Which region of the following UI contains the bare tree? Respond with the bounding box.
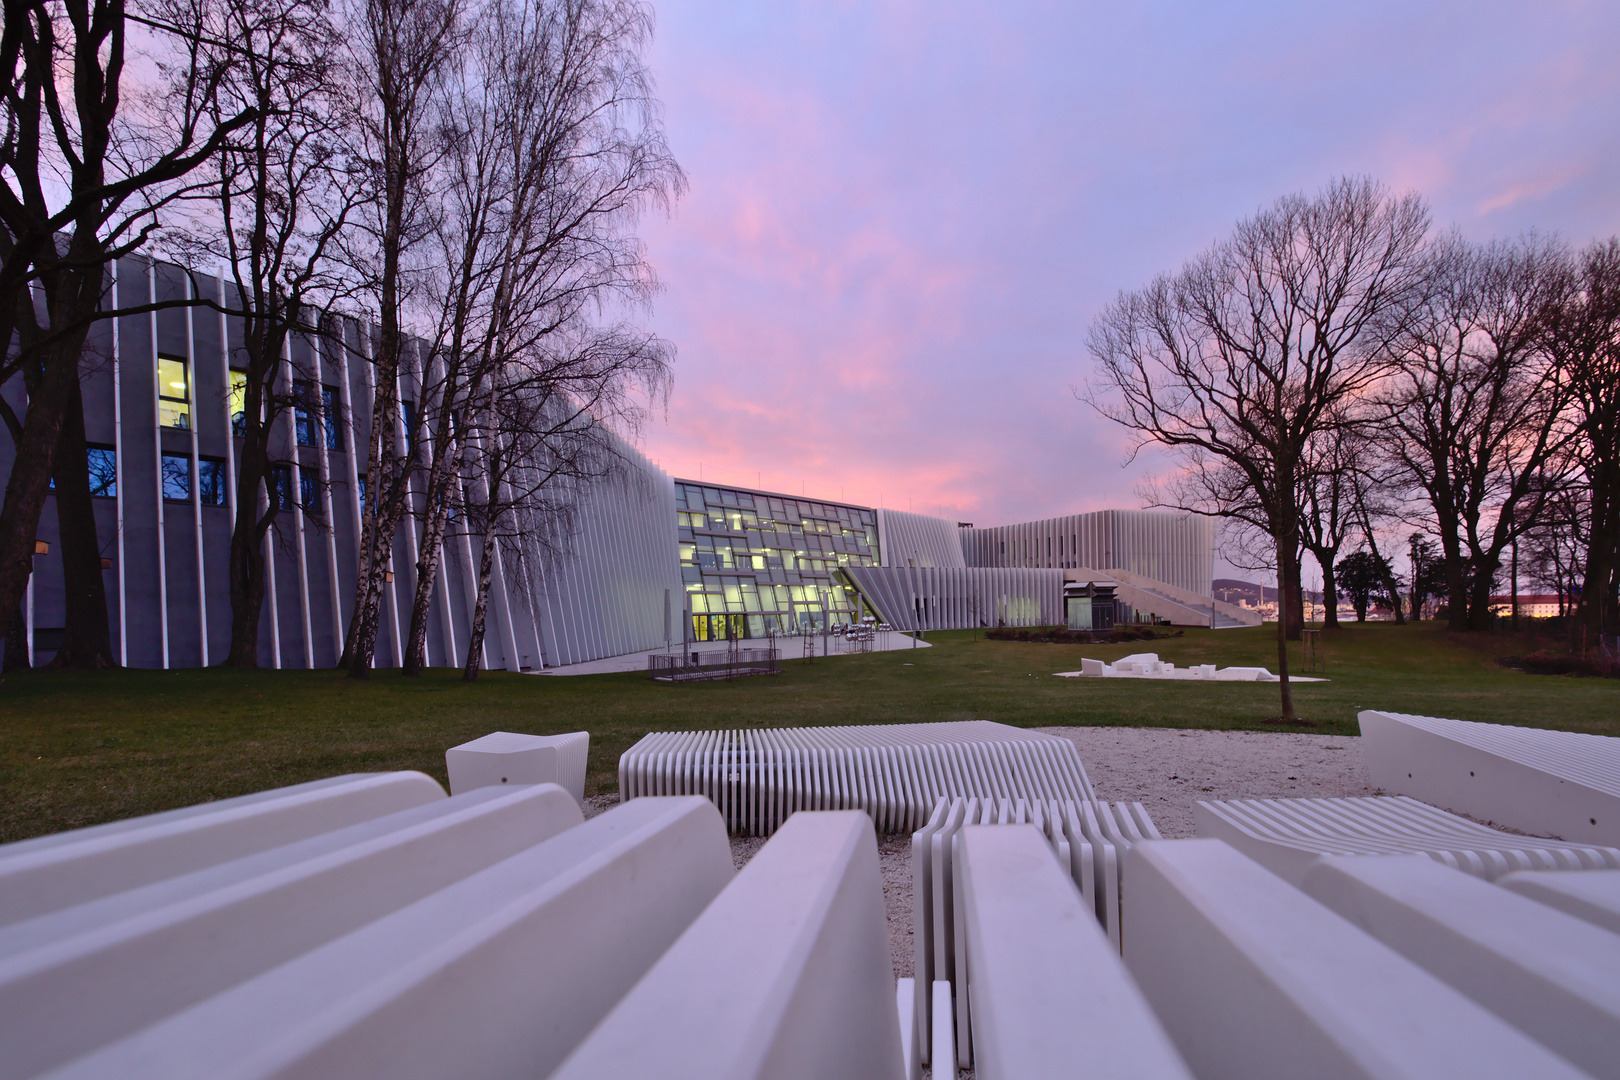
[1297,420,1363,628]
[169,0,363,666]
[1087,177,1428,720]
[1378,232,1573,631]
[0,0,260,666]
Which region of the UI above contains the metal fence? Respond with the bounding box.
[648,646,781,682]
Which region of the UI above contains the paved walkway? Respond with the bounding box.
[537,629,932,676]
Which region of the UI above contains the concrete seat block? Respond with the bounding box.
[956,825,1192,1079]
[45,796,731,1080]
[1361,709,1620,846]
[0,772,445,929]
[1122,839,1588,1080]
[1303,853,1620,1079]
[0,784,582,1080]
[1499,868,1620,934]
[551,810,905,1080]
[445,730,589,803]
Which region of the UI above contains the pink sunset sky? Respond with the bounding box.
[632,0,1620,535]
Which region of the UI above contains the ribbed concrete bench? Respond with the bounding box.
[445,730,589,802]
[1304,853,1620,1079]
[954,825,1193,1079]
[1361,709,1620,845]
[35,794,733,1080]
[618,721,1097,835]
[1499,868,1620,934]
[550,811,904,1080]
[1123,839,1590,1079]
[1194,795,1620,883]
[911,794,1160,1070]
[0,772,444,927]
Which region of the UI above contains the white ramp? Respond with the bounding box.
[1122,839,1590,1080]
[551,810,905,1080]
[619,721,1096,835]
[445,730,589,802]
[1361,710,1620,845]
[43,796,732,1080]
[955,825,1192,1079]
[0,772,444,927]
[0,784,582,1080]
[1304,853,1620,1080]
[1194,795,1620,883]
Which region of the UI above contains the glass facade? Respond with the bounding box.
[157,355,190,429]
[675,481,878,641]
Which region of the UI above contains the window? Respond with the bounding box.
[270,464,294,511]
[299,470,319,513]
[401,399,417,457]
[158,355,190,429]
[87,446,117,498]
[323,386,341,450]
[198,457,228,507]
[294,381,319,447]
[229,369,248,436]
[161,453,191,501]
[357,472,367,513]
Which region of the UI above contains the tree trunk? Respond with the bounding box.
[3,599,29,671]
[1578,457,1620,650]
[463,521,497,683]
[1466,552,1500,631]
[1274,539,1295,720]
[1316,550,1341,629]
[403,433,459,675]
[224,468,269,666]
[1278,544,1305,641]
[45,371,115,668]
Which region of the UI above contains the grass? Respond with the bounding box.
[2,620,1616,843]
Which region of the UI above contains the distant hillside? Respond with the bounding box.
[1215,577,1328,606]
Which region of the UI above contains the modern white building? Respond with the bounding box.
[6,257,1241,670]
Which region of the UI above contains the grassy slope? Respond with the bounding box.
[1,621,1614,843]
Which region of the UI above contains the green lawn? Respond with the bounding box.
[1,621,1613,843]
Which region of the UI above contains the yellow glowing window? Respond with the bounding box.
[157,355,190,430]
[229,369,248,436]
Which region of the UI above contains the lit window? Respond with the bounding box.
[161,453,191,501]
[87,446,117,498]
[158,355,190,429]
[229,370,248,436]
[198,457,228,507]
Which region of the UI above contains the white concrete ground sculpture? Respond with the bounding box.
[1057,652,1326,682]
[444,730,590,802]
[1362,709,1620,845]
[618,720,1097,835]
[1195,795,1620,884]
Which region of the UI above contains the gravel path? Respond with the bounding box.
[592,728,1375,984]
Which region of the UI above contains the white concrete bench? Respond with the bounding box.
[445,730,589,803]
[0,783,582,1080]
[44,795,732,1080]
[619,721,1097,835]
[1304,853,1620,1080]
[0,772,444,927]
[1499,868,1620,934]
[955,825,1193,1079]
[1122,839,1589,1080]
[1194,795,1620,883]
[1361,709,1620,845]
[550,810,903,1080]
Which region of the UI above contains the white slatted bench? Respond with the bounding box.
[1122,839,1591,1080]
[550,810,904,1080]
[1361,709,1620,845]
[910,795,1161,1070]
[1499,868,1620,934]
[954,825,1193,1079]
[1304,853,1620,1080]
[40,795,733,1080]
[0,784,583,1080]
[618,721,1097,835]
[0,772,444,927]
[1194,795,1620,884]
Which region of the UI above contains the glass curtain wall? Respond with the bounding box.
[675,481,878,641]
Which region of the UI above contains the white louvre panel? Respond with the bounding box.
[875,509,965,568]
[1303,854,1620,1080]
[550,811,905,1080]
[35,795,733,1080]
[960,509,1214,597]
[1194,795,1620,884]
[954,825,1193,1079]
[0,785,584,1080]
[1362,709,1620,846]
[911,794,1160,1068]
[617,721,1098,836]
[1123,839,1592,1080]
[0,773,445,928]
[842,566,1064,630]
